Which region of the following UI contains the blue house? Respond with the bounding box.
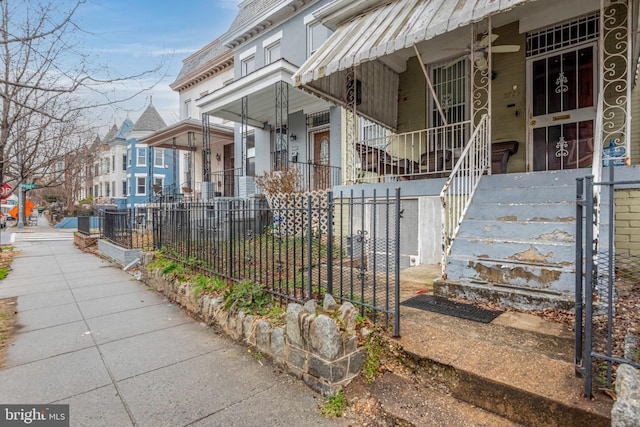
[125,103,175,209]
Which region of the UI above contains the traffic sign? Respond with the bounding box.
[0,183,11,198]
[21,183,37,189]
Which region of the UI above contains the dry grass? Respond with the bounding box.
[0,246,19,368]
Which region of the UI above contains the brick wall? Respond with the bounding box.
[615,189,640,256]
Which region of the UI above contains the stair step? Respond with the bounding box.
[449,237,576,265]
[445,256,576,294]
[459,219,576,241]
[474,185,576,203]
[392,311,611,426]
[465,202,576,221]
[481,168,592,188]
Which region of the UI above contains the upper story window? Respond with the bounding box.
[122,154,127,171]
[265,42,281,64]
[127,148,132,167]
[154,148,164,167]
[241,55,255,76]
[137,147,147,166]
[184,100,192,119]
[307,21,331,56]
[263,31,283,65]
[239,47,257,77]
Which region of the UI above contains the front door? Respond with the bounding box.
[528,44,596,171]
[313,131,330,190]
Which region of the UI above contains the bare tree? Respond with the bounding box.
[0,0,165,187]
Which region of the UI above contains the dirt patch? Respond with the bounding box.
[0,246,20,368]
[0,297,17,368]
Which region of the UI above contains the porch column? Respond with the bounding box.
[274,81,289,170]
[186,131,193,190]
[241,96,248,176]
[172,136,177,191]
[201,113,211,182]
[344,66,357,183]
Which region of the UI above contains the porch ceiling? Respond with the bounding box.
[139,118,233,150]
[196,59,327,129]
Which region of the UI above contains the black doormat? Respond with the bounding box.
[400,294,503,323]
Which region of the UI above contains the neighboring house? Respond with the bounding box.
[292,0,640,309]
[196,0,344,196]
[141,39,235,199]
[125,103,174,209]
[93,121,129,209]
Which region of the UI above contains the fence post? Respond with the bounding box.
[326,191,333,295]
[307,195,313,301]
[228,200,234,279]
[583,175,594,398]
[575,177,584,370]
[394,187,401,337]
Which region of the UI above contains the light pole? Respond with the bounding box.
[17,123,24,229]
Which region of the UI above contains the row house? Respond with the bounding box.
[290,0,640,308]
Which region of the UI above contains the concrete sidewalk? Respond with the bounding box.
[0,221,347,426]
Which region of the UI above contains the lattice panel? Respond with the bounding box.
[266,189,329,237]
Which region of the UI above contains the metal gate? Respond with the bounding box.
[575,167,640,397]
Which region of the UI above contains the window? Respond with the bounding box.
[122,154,127,171]
[94,184,99,197]
[154,148,164,167]
[111,181,116,197]
[137,147,147,166]
[154,176,164,189]
[245,132,255,176]
[308,22,330,56]
[122,180,127,196]
[104,158,110,174]
[127,148,132,167]
[265,42,281,64]
[112,155,115,171]
[241,55,255,77]
[136,177,146,195]
[184,100,192,119]
[105,182,110,197]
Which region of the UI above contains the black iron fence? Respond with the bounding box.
[78,216,91,235]
[290,161,341,192]
[102,209,154,250]
[576,167,640,397]
[153,189,401,335]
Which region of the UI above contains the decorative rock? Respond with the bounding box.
[338,302,358,332]
[236,311,246,337]
[256,320,272,351]
[303,299,317,315]
[309,315,343,361]
[323,294,338,310]
[612,364,640,427]
[142,252,154,266]
[348,349,366,376]
[270,327,285,359]
[302,373,339,397]
[243,315,255,341]
[308,355,347,383]
[286,304,304,346]
[288,346,307,370]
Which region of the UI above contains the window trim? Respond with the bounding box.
[154,148,164,167]
[136,146,147,167]
[135,175,146,196]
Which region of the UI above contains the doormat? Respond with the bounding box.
[400,294,503,323]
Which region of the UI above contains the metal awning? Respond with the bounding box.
[293,0,537,87]
[139,118,233,150]
[197,59,327,128]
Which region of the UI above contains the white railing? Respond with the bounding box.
[353,120,472,182]
[591,91,604,192]
[439,114,490,278]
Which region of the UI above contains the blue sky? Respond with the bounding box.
[75,0,240,137]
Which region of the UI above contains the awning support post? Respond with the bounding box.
[414,45,447,126]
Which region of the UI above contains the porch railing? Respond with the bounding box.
[290,161,341,191]
[439,114,490,278]
[354,120,471,182]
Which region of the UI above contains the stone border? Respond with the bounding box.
[140,252,365,396]
[97,240,141,267]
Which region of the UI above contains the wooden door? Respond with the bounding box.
[313,131,330,190]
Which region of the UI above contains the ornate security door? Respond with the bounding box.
[528,44,596,171]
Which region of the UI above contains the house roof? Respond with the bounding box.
[102,124,119,144]
[227,0,283,35]
[131,104,167,132]
[117,118,135,139]
[293,0,538,86]
[171,39,234,92]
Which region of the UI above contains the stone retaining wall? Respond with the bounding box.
[73,232,98,250]
[140,252,365,396]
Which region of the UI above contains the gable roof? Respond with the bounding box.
[131,104,167,132]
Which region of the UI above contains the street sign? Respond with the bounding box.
[0,183,11,198]
[21,184,37,189]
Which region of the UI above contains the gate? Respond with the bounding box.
[576,167,640,397]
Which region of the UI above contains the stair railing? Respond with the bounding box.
[591,90,604,201]
[439,114,490,279]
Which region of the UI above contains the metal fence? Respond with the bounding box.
[153,189,401,335]
[78,216,91,235]
[576,167,640,397]
[102,209,154,250]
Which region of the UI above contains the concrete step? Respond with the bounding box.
[481,168,592,188]
[474,185,576,203]
[465,202,576,221]
[391,306,611,426]
[458,219,576,242]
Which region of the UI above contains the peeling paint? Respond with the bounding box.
[498,215,518,221]
[539,229,574,242]
[531,216,575,222]
[468,261,562,287]
[511,245,553,263]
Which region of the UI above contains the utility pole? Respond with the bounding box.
[17,122,24,229]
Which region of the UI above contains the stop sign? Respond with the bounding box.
[0,183,12,199]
